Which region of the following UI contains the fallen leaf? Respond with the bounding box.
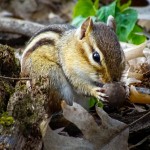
[130,85,150,104]
[43,101,129,150]
[122,41,147,60]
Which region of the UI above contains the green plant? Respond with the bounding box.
[72,0,146,45]
[0,112,14,127]
[89,97,104,108]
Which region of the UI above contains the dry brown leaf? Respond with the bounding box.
[143,47,150,64]
[128,72,143,80]
[130,85,150,104]
[121,41,147,61]
[43,102,129,150]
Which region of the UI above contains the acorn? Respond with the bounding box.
[103,82,126,108]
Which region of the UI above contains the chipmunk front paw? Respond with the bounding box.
[92,87,108,102]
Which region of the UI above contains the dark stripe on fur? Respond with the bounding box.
[31,24,75,41]
[26,24,75,46]
[23,38,55,65]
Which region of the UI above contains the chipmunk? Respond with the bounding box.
[21,16,125,113]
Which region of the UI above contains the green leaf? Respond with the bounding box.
[89,97,103,108]
[72,0,145,45]
[72,16,97,27]
[116,0,131,11]
[89,97,97,108]
[116,8,137,42]
[73,0,97,18]
[128,25,146,44]
[71,16,86,27]
[94,0,99,9]
[96,1,116,22]
[97,100,104,108]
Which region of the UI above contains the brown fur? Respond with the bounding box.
[21,18,125,113]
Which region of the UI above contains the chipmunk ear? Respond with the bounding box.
[107,15,116,32]
[76,17,93,40]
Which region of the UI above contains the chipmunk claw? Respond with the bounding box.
[98,95,108,102]
[92,87,108,102]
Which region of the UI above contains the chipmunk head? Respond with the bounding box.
[75,16,125,84]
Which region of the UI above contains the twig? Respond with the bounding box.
[122,41,147,60]
[128,110,150,127]
[129,135,150,149]
[111,110,150,140]
[0,75,31,81]
[0,17,45,37]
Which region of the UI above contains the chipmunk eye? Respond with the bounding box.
[93,51,100,63]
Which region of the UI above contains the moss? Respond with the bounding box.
[8,79,49,137]
[0,112,15,127]
[10,91,38,136]
[2,80,14,95]
[0,80,14,113]
[0,44,20,112]
[13,94,35,121]
[0,44,20,78]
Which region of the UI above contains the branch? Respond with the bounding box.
[0,17,45,37]
[0,75,31,81]
[121,41,147,61]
